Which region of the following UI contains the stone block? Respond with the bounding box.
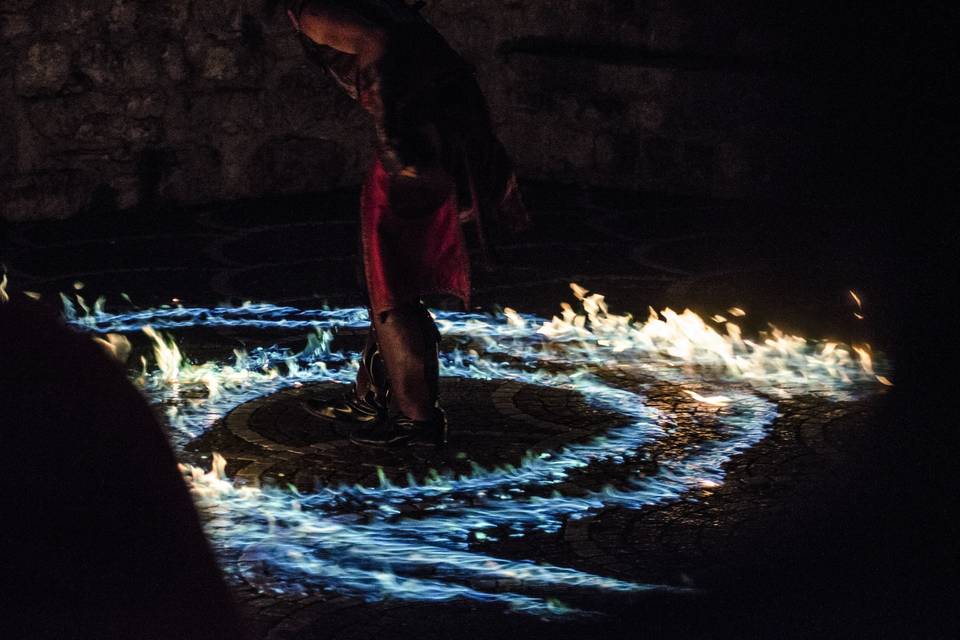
[195,0,245,37]
[121,44,159,88]
[71,113,163,149]
[0,172,73,221]
[15,41,71,97]
[37,0,98,34]
[135,1,191,36]
[125,90,167,120]
[1,14,32,40]
[200,45,240,82]
[186,38,271,89]
[161,43,187,82]
[26,92,119,141]
[76,43,122,87]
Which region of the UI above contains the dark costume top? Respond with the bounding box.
[295,0,528,313]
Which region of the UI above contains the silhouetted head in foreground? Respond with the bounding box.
[0,296,245,640]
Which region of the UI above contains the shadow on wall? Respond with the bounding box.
[246,135,347,195]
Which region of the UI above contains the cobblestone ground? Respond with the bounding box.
[1,185,938,638]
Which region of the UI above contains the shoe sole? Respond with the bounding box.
[349,433,447,448]
[300,401,380,423]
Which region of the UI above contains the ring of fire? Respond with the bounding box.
[64,284,886,617]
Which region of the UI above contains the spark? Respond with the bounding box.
[850,290,864,319]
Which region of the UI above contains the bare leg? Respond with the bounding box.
[371,303,439,421]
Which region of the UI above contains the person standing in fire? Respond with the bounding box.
[286,0,529,446]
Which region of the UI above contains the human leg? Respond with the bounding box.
[351,301,447,446]
[370,302,439,421]
[302,320,389,423]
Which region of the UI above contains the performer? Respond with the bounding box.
[288,0,528,446]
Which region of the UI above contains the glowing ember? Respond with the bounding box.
[60,284,891,615]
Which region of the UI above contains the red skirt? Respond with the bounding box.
[360,158,471,314]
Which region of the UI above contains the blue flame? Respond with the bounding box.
[65,293,881,616]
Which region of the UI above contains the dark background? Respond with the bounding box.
[1,1,956,637]
[0,1,947,218]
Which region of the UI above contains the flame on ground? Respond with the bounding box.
[62,284,891,616]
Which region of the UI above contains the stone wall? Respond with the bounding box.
[1,0,818,221]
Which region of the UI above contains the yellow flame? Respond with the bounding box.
[143,326,183,383]
[852,345,874,376]
[849,290,865,319]
[711,315,727,323]
[876,375,893,387]
[503,307,526,329]
[536,283,889,391]
[73,281,85,291]
[683,390,732,406]
[93,333,132,363]
[24,291,41,300]
[179,452,243,501]
[727,307,746,317]
[570,283,590,300]
[0,273,8,303]
[139,326,278,398]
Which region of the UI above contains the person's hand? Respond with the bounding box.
[287,8,301,32]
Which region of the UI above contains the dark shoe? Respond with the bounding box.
[350,409,448,448]
[301,388,384,423]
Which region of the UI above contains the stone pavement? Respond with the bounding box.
[0,184,947,638]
